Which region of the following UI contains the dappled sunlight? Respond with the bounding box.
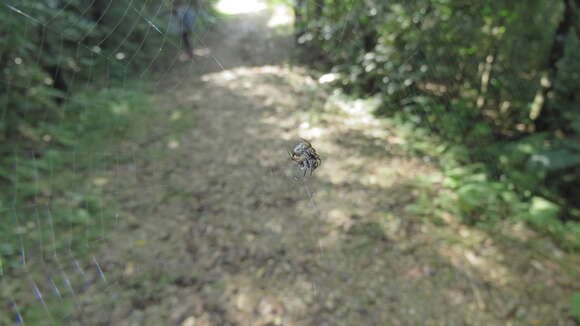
[297,121,325,139]
[193,47,212,57]
[220,273,314,325]
[65,7,579,324]
[318,73,339,84]
[267,4,294,27]
[216,0,267,14]
[93,177,109,187]
[167,140,180,149]
[192,63,580,324]
[67,50,574,326]
[170,110,182,120]
[319,209,352,248]
[7,0,577,324]
[111,102,130,115]
[327,91,381,118]
[435,228,514,287]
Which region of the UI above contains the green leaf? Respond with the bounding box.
[571,120,580,133]
[571,292,580,321]
[530,150,580,170]
[528,197,560,225]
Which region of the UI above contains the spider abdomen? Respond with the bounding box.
[289,139,321,176]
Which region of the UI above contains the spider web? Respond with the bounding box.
[0,0,221,324]
[0,1,331,325]
[2,0,574,325]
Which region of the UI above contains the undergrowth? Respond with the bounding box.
[390,111,580,253]
[0,81,150,324]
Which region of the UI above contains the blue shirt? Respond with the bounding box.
[175,6,195,33]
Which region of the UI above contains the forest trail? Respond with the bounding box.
[73,8,578,326]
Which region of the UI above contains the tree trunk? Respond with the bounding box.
[294,0,306,45]
[535,0,579,132]
[38,27,69,104]
[314,0,323,19]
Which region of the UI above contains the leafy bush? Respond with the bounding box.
[0,84,147,270]
[293,0,580,249]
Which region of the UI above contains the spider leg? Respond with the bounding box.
[304,160,310,177]
[300,138,312,147]
[289,152,302,163]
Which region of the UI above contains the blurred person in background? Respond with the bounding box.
[171,0,196,61]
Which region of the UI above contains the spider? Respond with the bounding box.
[288,138,321,176]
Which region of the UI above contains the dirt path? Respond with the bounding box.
[72,9,578,326]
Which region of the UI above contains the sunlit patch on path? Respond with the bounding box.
[216,0,267,14]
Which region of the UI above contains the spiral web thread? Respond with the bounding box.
[0,1,336,324]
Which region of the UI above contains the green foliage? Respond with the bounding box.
[0,0,168,142]
[0,2,161,321]
[295,0,580,250]
[0,82,149,325]
[0,0,170,214]
[0,84,147,260]
[0,0,215,323]
[572,292,580,321]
